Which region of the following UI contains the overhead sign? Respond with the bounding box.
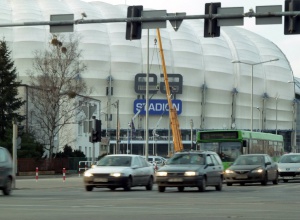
[167,13,186,31]
[217,7,244,26]
[142,10,167,29]
[256,5,282,25]
[50,14,74,33]
[134,99,182,115]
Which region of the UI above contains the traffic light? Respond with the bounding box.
[284,0,300,35]
[90,119,102,143]
[125,5,143,40]
[17,125,25,137]
[204,2,221,37]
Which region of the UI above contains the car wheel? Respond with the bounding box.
[145,177,153,191]
[123,177,132,191]
[198,177,206,192]
[226,182,233,186]
[2,177,12,196]
[109,187,116,191]
[261,172,268,185]
[283,179,288,183]
[85,185,94,191]
[178,186,184,192]
[158,186,165,192]
[272,172,279,185]
[215,177,223,191]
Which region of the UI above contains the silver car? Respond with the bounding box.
[277,153,300,182]
[83,154,155,191]
[0,147,14,196]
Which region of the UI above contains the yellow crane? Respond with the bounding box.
[156,29,183,153]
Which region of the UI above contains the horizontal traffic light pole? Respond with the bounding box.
[0,11,299,28]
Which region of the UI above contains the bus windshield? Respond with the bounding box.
[200,142,242,162]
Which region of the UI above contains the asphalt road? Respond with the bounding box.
[1,176,300,220]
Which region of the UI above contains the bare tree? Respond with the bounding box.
[27,34,90,159]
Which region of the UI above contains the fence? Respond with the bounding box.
[17,157,87,174]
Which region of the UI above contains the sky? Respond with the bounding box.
[84,0,300,77]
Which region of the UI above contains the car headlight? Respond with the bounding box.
[110,172,123,177]
[184,171,198,176]
[225,169,234,174]
[251,168,263,173]
[156,171,168,176]
[84,172,93,177]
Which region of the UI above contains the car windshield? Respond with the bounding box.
[278,155,300,163]
[96,156,132,167]
[234,155,264,166]
[167,154,205,165]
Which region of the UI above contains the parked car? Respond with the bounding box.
[155,151,224,192]
[0,146,14,196]
[277,153,300,182]
[224,154,279,186]
[83,154,155,191]
[142,156,167,171]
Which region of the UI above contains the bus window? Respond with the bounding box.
[220,142,242,162]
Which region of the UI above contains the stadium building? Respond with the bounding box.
[2,0,299,158]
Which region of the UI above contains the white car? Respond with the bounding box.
[83,154,155,191]
[277,153,300,182]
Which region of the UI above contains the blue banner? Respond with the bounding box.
[133,99,182,115]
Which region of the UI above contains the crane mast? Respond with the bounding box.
[156,29,183,153]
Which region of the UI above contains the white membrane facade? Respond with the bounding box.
[0,0,295,155]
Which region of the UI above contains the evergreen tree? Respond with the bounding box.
[0,38,25,140]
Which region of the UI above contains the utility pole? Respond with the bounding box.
[12,119,18,189]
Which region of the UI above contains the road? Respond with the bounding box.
[1,176,300,220]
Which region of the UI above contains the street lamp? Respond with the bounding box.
[256,107,261,132]
[190,119,194,149]
[231,58,279,132]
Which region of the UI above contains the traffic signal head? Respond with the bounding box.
[126,5,143,40]
[92,130,99,142]
[284,0,300,35]
[18,125,25,136]
[204,2,221,37]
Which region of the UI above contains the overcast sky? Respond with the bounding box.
[84,0,300,77]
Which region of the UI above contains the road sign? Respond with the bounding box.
[50,14,74,33]
[217,7,244,26]
[142,10,166,29]
[256,5,282,25]
[167,13,186,31]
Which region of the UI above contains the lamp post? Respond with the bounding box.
[231,58,279,132]
[256,107,261,132]
[190,119,194,149]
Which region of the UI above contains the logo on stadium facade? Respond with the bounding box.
[133,99,182,115]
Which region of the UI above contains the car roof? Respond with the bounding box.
[105,154,139,157]
[239,154,268,156]
[175,151,217,155]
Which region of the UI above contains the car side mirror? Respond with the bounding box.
[132,165,139,169]
[265,162,271,166]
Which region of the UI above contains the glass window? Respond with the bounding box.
[0,149,6,162]
[206,155,213,165]
[138,156,149,167]
[212,155,221,165]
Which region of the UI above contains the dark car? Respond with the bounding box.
[0,147,14,195]
[224,154,279,186]
[155,151,224,192]
[83,154,155,191]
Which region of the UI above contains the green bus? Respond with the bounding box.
[196,130,284,169]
